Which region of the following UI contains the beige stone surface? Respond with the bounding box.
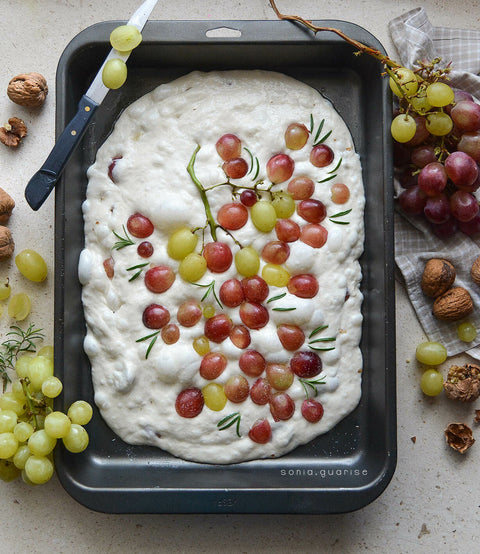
[1,1,480,552]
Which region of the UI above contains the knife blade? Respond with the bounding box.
[24,0,158,211]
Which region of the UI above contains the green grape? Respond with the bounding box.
[391,114,416,143]
[202,383,227,411]
[0,392,25,416]
[13,444,31,470]
[420,369,444,396]
[250,201,277,232]
[0,410,18,433]
[410,89,432,114]
[41,376,63,398]
[37,345,54,361]
[179,252,207,282]
[62,424,89,453]
[102,58,128,90]
[426,82,454,108]
[425,112,453,136]
[11,380,25,401]
[0,458,21,482]
[28,429,56,456]
[67,400,93,426]
[0,278,11,300]
[234,246,260,277]
[272,192,295,218]
[193,336,210,356]
[8,293,31,321]
[24,455,54,485]
[15,249,48,282]
[15,355,34,378]
[457,322,477,343]
[27,356,54,391]
[0,432,18,459]
[415,341,447,365]
[389,67,418,97]
[44,411,71,439]
[261,263,290,287]
[167,227,198,260]
[110,24,142,53]
[13,421,33,443]
[203,304,215,319]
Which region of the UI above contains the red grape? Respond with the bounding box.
[411,145,437,168]
[330,183,350,204]
[297,199,326,224]
[127,213,154,238]
[277,324,305,351]
[108,155,122,182]
[450,190,479,222]
[103,257,114,279]
[398,167,419,189]
[199,352,228,380]
[418,162,447,196]
[175,388,204,418]
[398,186,427,215]
[287,274,319,298]
[444,151,479,187]
[266,363,294,391]
[275,219,301,242]
[204,314,232,343]
[301,399,324,423]
[270,392,295,421]
[459,212,480,236]
[137,241,154,258]
[457,131,480,163]
[310,144,334,167]
[285,123,309,150]
[424,194,451,224]
[290,351,322,378]
[266,154,294,184]
[248,419,272,443]
[142,304,170,329]
[219,279,244,308]
[203,242,233,273]
[224,375,249,403]
[239,302,269,329]
[240,189,257,207]
[261,241,290,264]
[144,266,175,293]
[405,115,430,146]
[223,158,248,179]
[287,176,315,200]
[216,134,242,161]
[161,323,180,344]
[300,224,328,248]
[451,101,480,132]
[431,217,458,239]
[249,378,272,405]
[177,300,202,327]
[241,275,269,303]
[394,143,411,167]
[239,350,266,377]
[217,203,248,230]
[229,325,251,349]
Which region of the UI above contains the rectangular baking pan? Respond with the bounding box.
[54,19,396,514]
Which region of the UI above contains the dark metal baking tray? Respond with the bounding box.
[53,19,396,514]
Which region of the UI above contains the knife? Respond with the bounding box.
[25,0,158,211]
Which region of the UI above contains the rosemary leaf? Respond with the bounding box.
[267,292,287,303]
[315,129,332,145]
[317,174,337,183]
[309,324,329,338]
[272,307,296,312]
[112,225,134,250]
[330,208,352,218]
[309,337,336,343]
[328,157,343,174]
[217,412,239,427]
[309,113,314,133]
[244,147,254,175]
[329,220,350,225]
[314,118,325,143]
[136,331,160,343]
[128,269,143,282]
[126,262,149,271]
[308,345,335,352]
[145,336,158,359]
[252,157,260,181]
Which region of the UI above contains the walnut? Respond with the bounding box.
[432,287,474,321]
[471,256,480,286]
[445,422,475,453]
[0,226,14,259]
[0,117,27,147]
[421,258,456,298]
[0,188,15,224]
[7,73,48,108]
[475,410,480,424]
[444,363,480,402]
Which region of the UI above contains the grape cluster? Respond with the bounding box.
[106,117,353,444]
[391,63,480,238]
[0,332,92,485]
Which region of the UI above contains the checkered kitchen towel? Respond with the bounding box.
[388,8,480,359]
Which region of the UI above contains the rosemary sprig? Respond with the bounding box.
[0,324,44,392]
[136,331,160,359]
[299,376,326,399]
[315,129,332,145]
[217,412,242,437]
[329,208,352,225]
[267,292,287,303]
[309,324,329,339]
[126,262,149,281]
[317,173,337,184]
[112,225,134,250]
[272,307,296,312]
[189,279,223,309]
[328,157,343,174]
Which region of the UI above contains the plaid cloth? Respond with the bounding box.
[388,8,480,359]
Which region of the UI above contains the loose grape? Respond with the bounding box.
[457,322,477,343]
[142,304,170,329]
[290,351,322,378]
[310,144,334,167]
[202,383,227,411]
[287,274,319,298]
[248,419,272,444]
[62,424,89,453]
[241,275,269,303]
[217,203,248,230]
[137,241,154,258]
[13,444,30,470]
[330,183,350,204]
[415,341,447,365]
[420,369,444,396]
[44,411,71,439]
[224,375,249,403]
[15,249,48,282]
[13,421,33,443]
[272,192,295,218]
[239,302,269,330]
[0,410,17,433]
[108,155,122,182]
[284,123,309,150]
[219,279,244,308]
[28,429,56,457]
[389,67,418,97]
[239,350,266,378]
[277,324,305,351]
[297,199,326,224]
[167,227,198,260]
[266,154,294,184]
[266,363,294,391]
[223,158,248,179]
[199,352,227,380]
[249,378,271,405]
[67,400,93,426]
[24,455,53,485]
[203,304,215,319]
[161,323,180,345]
[287,176,315,200]
[229,325,251,349]
[175,388,204,418]
[193,336,210,356]
[204,314,232,343]
[102,58,127,89]
[425,112,453,136]
[275,219,301,242]
[235,246,260,277]
[300,224,328,248]
[27,356,54,390]
[8,293,31,321]
[250,201,277,233]
[0,432,18,459]
[179,252,207,282]
[0,278,11,300]
[177,300,202,327]
[216,134,242,161]
[41,376,63,398]
[144,266,175,293]
[110,24,142,53]
[203,242,233,273]
[261,264,291,287]
[269,392,295,421]
[103,257,114,279]
[301,399,324,423]
[426,82,454,107]
[391,114,416,143]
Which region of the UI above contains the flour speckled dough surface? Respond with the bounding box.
[79,70,364,464]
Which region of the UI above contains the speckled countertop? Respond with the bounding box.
[1,1,480,552]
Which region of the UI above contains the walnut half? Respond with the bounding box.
[444,363,480,402]
[7,72,48,108]
[0,117,27,148]
[445,423,475,454]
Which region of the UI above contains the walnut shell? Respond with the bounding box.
[471,256,480,286]
[445,422,475,454]
[432,287,474,321]
[421,258,456,298]
[444,363,480,402]
[0,188,15,224]
[7,72,48,108]
[0,226,14,259]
